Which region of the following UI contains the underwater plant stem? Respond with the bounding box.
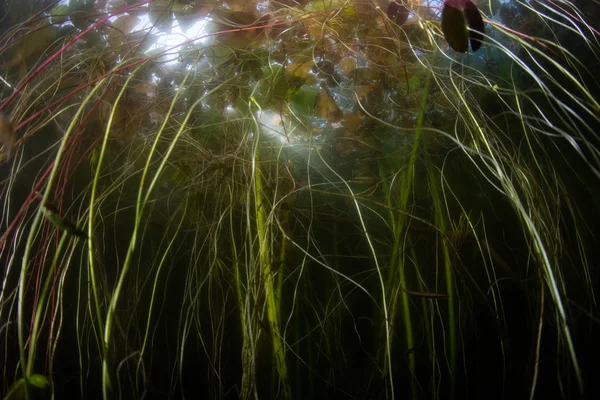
[315,147,395,400]
[136,198,188,387]
[17,79,106,396]
[100,64,232,397]
[0,0,152,114]
[276,208,289,313]
[529,272,545,400]
[426,161,456,395]
[88,69,139,363]
[255,167,291,399]
[449,62,584,394]
[226,182,258,400]
[249,96,292,399]
[417,67,457,395]
[91,67,141,398]
[379,57,434,399]
[25,232,69,377]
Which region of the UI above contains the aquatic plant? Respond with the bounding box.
[0,0,598,399]
[441,0,485,52]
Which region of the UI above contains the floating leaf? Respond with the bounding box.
[2,22,57,71]
[286,60,315,81]
[211,11,270,48]
[341,4,358,21]
[287,86,319,117]
[108,14,140,48]
[68,0,96,30]
[387,1,409,26]
[171,0,192,13]
[339,57,356,76]
[441,1,485,53]
[50,4,69,24]
[354,67,378,84]
[464,1,485,51]
[149,0,175,34]
[317,89,342,122]
[175,13,199,32]
[441,3,468,53]
[355,85,374,99]
[134,82,157,98]
[342,112,362,132]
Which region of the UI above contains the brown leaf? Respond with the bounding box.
[286,60,314,80]
[317,89,341,122]
[134,82,157,98]
[355,85,373,99]
[342,112,362,132]
[339,58,356,76]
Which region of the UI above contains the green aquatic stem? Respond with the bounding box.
[91,64,144,396]
[0,1,597,397]
[249,96,292,399]
[449,61,584,394]
[409,62,435,397]
[136,197,188,387]
[379,55,434,399]
[315,146,395,400]
[17,77,107,396]
[256,166,291,399]
[100,61,233,397]
[226,182,258,400]
[276,207,290,315]
[426,161,457,394]
[25,232,70,378]
[416,64,458,395]
[88,68,139,365]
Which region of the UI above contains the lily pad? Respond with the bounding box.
[49,4,70,25]
[442,4,468,53]
[464,1,485,52]
[317,89,342,122]
[68,0,96,30]
[387,1,409,27]
[287,86,319,117]
[441,1,485,53]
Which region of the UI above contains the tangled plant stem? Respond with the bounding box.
[0,1,598,399]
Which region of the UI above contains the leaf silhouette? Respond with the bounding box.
[441,1,485,53]
[387,1,410,27]
[464,1,485,51]
[442,3,468,53]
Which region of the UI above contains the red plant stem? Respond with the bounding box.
[0,164,52,249]
[0,0,154,114]
[548,0,600,37]
[0,78,123,253]
[2,7,337,248]
[13,6,336,137]
[4,97,108,351]
[485,19,551,51]
[0,4,351,360]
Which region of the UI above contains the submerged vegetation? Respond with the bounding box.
[0,0,599,398]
